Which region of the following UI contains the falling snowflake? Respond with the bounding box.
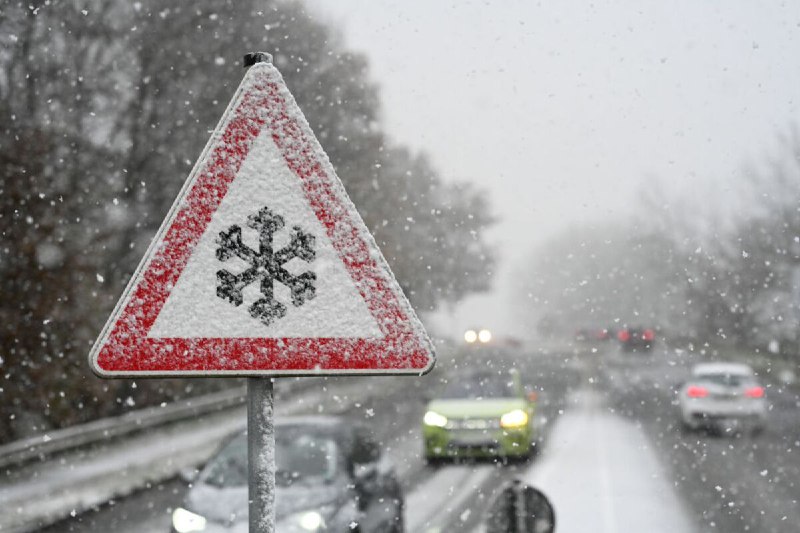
[216,205,316,326]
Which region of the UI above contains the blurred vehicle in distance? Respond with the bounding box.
[465,328,494,344]
[678,362,767,436]
[575,327,613,342]
[574,328,589,342]
[171,416,404,533]
[422,369,537,464]
[617,326,655,352]
[592,328,612,341]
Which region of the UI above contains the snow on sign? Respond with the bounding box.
[89,59,434,377]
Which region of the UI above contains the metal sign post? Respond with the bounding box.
[247,378,275,533]
[243,53,277,533]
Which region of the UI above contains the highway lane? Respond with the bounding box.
[596,343,800,533]
[40,345,579,532]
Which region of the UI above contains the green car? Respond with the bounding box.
[422,369,537,462]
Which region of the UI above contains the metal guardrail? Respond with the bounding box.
[0,339,456,470]
[0,386,247,470]
[0,376,326,470]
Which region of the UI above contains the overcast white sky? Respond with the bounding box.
[304,0,800,339]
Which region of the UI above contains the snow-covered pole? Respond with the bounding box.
[243,52,277,533]
[247,377,275,533]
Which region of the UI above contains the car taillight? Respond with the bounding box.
[618,330,630,342]
[744,387,764,398]
[643,329,655,341]
[686,385,708,398]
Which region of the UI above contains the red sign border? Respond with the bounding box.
[89,63,435,377]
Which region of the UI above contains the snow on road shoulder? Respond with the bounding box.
[524,389,696,533]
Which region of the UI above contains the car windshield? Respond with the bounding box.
[199,429,338,488]
[198,437,248,488]
[440,374,517,399]
[274,429,339,486]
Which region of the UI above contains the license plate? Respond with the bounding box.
[451,430,495,446]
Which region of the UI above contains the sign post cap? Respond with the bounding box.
[244,52,273,68]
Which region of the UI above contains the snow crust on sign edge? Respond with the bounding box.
[254,62,435,369]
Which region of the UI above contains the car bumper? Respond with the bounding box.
[681,400,766,428]
[422,426,533,458]
[621,342,652,351]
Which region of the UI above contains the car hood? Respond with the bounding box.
[184,479,348,526]
[427,398,527,418]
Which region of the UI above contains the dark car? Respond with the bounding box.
[617,327,655,352]
[171,416,404,533]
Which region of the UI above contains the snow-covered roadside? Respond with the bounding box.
[522,389,696,533]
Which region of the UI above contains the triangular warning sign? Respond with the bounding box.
[89,60,435,377]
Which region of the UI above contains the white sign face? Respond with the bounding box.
[148,128,382,339]
[89,61,435,377]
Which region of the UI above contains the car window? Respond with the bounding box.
[275,431,339,486]
[199,430,339,488]
[695,373,752,387]
[199,436,248,488]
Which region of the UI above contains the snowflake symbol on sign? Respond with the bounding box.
[215,206,316,326]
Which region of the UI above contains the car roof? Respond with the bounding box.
[691,362,754,377]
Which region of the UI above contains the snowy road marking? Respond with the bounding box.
[594,409,619,533]
[405,464,494,532]
[524,389,696,533]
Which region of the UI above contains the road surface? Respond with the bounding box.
[37,343,800,532]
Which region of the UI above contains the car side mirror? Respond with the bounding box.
[350,432,380,478]
[178,466,199,484]
[485,480,555,533]
[353,461,378,481]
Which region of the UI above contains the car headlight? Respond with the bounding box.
[500,409,528,428]
[172,507,206,532]
[279,510,327,532]
[423,410,448,427]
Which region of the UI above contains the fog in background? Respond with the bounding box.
[305,0,800,339]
